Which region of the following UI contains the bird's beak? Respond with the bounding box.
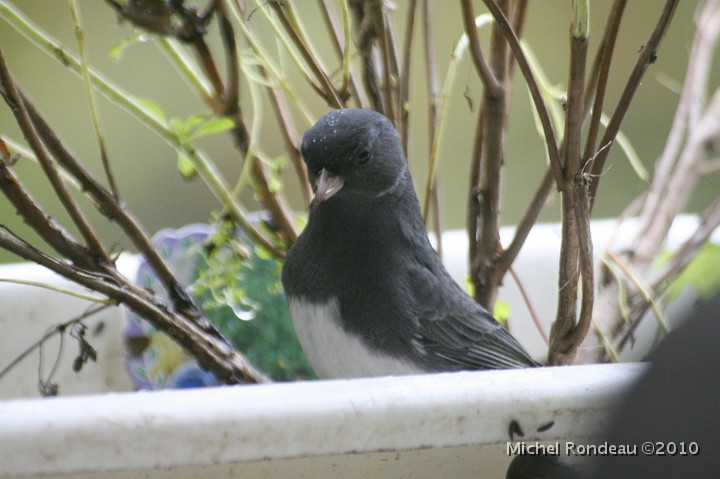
[312,168,344,205]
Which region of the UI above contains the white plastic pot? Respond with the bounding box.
[0,216,711,478]
[0,363,643,478]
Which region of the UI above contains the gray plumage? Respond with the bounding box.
[282,109,538,378]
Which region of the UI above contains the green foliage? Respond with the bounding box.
[168,114,236,179]
[261,154,288,194]
[521,41,648,181]
[662,243,720,301]
[169,114,236,143]
[115,111,233,180]
[464,274,510,324]
[493,299,511,325]
[133,96,168,124]
[108,32,147,61]
[176,152,196,179]
[192,221,316,381]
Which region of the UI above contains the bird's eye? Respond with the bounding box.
[357,149,371,165]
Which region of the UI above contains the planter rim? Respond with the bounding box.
[0,362,644,477]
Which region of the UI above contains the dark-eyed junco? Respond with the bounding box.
[282,109,538,378]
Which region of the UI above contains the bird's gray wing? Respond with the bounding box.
[405,259,539,370]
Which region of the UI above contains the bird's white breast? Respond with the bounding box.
[288,297,425,379]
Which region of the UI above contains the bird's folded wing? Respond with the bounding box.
[418,312,540,369]
[401,247,539,370]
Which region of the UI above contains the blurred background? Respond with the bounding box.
[0,1,717,264]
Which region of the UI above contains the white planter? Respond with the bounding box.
[0,217,711,478]
[0,255,140,399]
[0,363,643,478]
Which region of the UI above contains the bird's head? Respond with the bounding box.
[301,109,407,206]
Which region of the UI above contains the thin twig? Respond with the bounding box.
[216,0,240,115]
[508,266,548,344]
[270,1,343,107]
[0,140,96,270]
[263,66,313,206]
[180,4,297,250]
[508,0,529,69]
[581,0,714,363]
[467,110,484,271]
[21,93,204,320]
[496,167,554,277]
[583,0,626,160]
[421,0,442,256]
[397,0,417,150]
[649,198,720,293]
[2,2,283,257]
[350,0,383,110]
[371,3,399,122]
[588,0,680,203]
[0,225,270,384]
[604,250,667,333]
[0,278,114,304]
[69,0,118,198]
[426,12,494,226]
[481,0,562,184]
[547,6,590,365]
[568,173,594,347]
[0,303,110,381]
[319,0,369,107]
[469,0,513,309]
[0,49,111,267]
[459,0,500,95]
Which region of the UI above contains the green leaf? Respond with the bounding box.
[176,152,197,179]
[294,214,308,231]
[663,243,720,301]
[191,230,316,380]
[267,173,283,193]
[464,275,475,297]
[183,114,208,132]
[254,244,273,261]
[600,113,649,182]
[134,97,167,124]
[108,32,146,61]
[493,299,511,324]
[190,117,236,140]
[169,117,188,140]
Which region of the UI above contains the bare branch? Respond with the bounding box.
[650,198,720,294]
[583,0,626,159]
[270,1,343,107]
[568,174,594,347]
[263,67,313,207]
[0,49,110,267]
[216,1,240,115]
[349,0,384,111]
[0,304,111,382]
[581,0,713,363]
[0,225,269,384]
[588,0,680,202]
[21,93,203,320]
[547,8,590,365]
[481,0,562,185]
[319,0,370,107]
[0,151,95,270]
[397,0,417,149]
[69,0,119,198]
[496,168,554,277]
[459,0,501,95]
[422,0,442,256]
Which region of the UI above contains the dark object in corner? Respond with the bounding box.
[590,294,720,478]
